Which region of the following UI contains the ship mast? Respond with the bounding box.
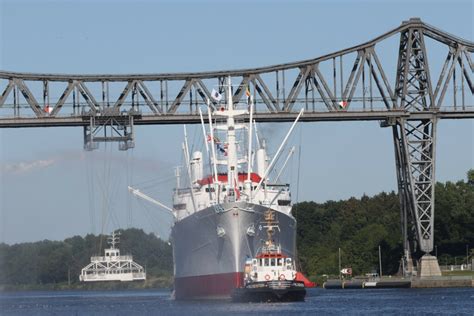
[245,95,254,199]
[213,76,247,202]
[108,231,120,249]
[225,76,238,201]
[263,209,280,253]
[207,103,220,202]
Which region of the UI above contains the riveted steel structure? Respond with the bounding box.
[0,18,472,272]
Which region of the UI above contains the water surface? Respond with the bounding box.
[1,287,473,315]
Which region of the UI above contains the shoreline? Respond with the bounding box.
[323,275,474,289]
[0,276,173,292]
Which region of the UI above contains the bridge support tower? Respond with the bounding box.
[392,19,441,277]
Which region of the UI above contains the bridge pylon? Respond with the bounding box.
[392,18,441,277]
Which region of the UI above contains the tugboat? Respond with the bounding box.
[231,209,306,302]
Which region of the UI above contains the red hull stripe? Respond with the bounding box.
[174,272,244,299]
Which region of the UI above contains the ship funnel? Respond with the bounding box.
[190,151,203,183]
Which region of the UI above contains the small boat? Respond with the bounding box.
[231,209,306,302]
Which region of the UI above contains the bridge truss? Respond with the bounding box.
[0,18,472,275]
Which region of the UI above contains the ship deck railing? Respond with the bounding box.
[82,267,145,274]
[91,255,133,261]
[81,272,146,281]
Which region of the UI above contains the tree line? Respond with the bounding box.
[294,170,474,277]
[0,170,472,287]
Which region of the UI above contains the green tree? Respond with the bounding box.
[467,169,474,185]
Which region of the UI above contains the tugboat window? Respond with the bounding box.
[277,258,283,266]
[271,258,276,266]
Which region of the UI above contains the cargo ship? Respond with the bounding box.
[170,77,304,300]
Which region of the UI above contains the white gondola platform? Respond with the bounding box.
[79,231,146,282]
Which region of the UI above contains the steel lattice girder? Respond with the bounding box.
[83,114,135,151]
[395,118,437,253]
[393,24,439,254]
[0,18,472,128]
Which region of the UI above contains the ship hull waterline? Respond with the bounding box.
[231,281,307,302]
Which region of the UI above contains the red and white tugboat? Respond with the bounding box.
[231,209,306,302]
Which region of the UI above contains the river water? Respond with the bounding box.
[1,287,473,315]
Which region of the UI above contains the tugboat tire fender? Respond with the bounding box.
[279,274,285,280]
[265,274,271,281]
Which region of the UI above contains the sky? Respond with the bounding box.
[0,0,472,244]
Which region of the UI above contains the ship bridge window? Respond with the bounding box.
[264,258,269,266]
[277,199,291,206]
[277,258,283,266]
[205,187,215,192]
[173,203,186,210]
[270,258,276,266]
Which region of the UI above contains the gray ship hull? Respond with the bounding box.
[171,201,296,300]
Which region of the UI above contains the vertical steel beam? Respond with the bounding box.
[393,25,437,258]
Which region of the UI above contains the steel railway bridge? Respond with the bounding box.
[1,18,472,276]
